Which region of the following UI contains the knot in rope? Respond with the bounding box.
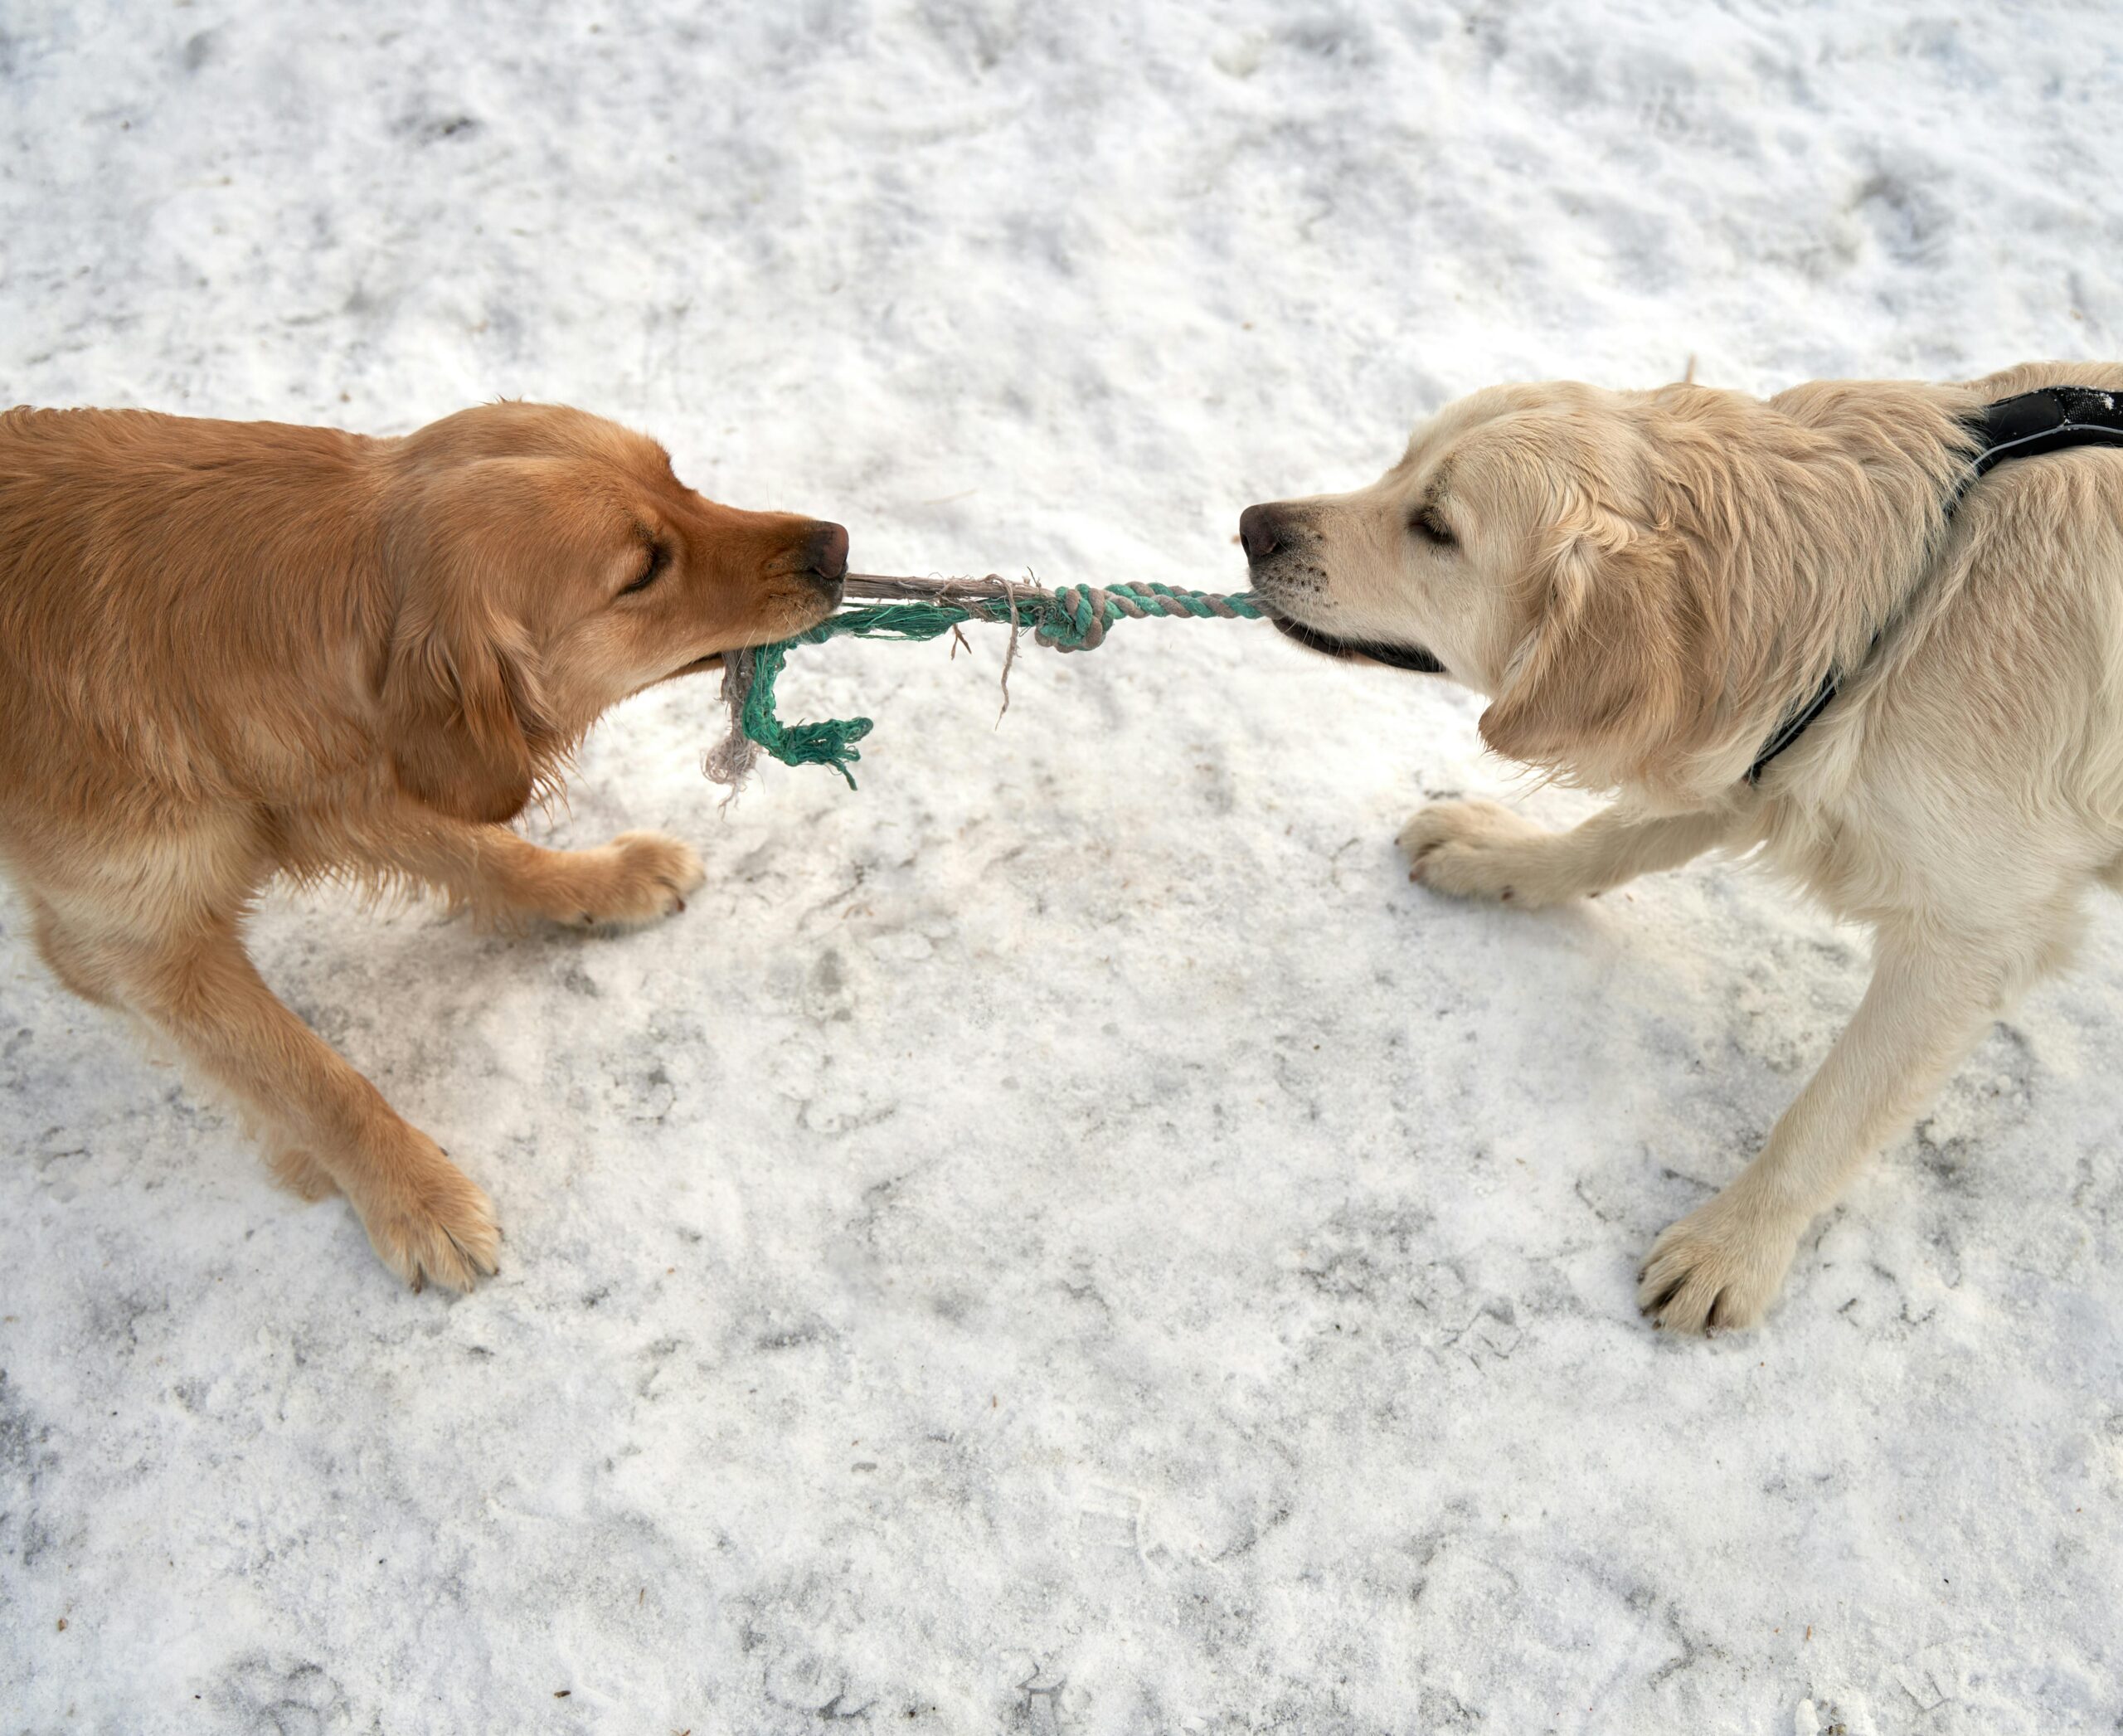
[1034,582,1266,650]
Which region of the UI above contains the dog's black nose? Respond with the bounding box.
[804,521,849,587]
[1239,503,1288,564]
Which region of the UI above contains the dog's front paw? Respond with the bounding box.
[1397,800,1552,904]
[350,1133,501,1294]
[1636,1189,1800,1335]
[565,830,706,930]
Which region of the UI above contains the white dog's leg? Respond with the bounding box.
[1638,913,2058,1333]
[1400,800,1732,906]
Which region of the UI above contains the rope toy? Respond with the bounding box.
[706,572,1265,790]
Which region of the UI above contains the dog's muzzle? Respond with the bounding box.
[1239,501,1445,675]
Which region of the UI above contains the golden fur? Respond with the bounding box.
[1243,361,2123,1332]
[0,401,847,1290]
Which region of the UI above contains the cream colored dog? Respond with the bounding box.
[1240,361,2123,1333]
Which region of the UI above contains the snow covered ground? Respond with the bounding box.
[4,1,2122,1729]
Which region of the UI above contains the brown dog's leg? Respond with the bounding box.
[333,815,707,930]
[100,913,499,1291]
[26,890,124,1006]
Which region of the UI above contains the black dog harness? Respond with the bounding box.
[1745,384,2123,784]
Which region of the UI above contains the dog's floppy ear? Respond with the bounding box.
[1478,496,1710,789]
[383,589,553,824]
[380,479,560,825]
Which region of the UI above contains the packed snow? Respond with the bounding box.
[2,2,2121,1730]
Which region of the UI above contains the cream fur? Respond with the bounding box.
[1246,361,2123,1333]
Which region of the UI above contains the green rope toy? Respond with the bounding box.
[705,572,1265,790]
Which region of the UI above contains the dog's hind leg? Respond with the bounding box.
[24,887,125,1006]
[95,910,499,1291]
[1399,800,1733,907]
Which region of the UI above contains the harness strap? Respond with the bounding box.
[1743,672,1843,784]
[1965,383,2123,479]
[1746,384,2123,785]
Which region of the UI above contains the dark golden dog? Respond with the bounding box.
[0,401,846,1290]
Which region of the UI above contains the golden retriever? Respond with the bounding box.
[1241,362,2123,1333]
[0,401,847,1291]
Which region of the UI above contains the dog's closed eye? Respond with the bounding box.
[617,540,668,597]
[1411,503,1455,547]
